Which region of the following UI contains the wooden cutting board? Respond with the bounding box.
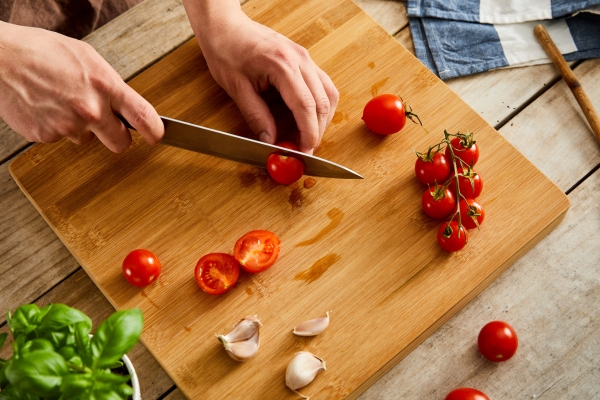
[10,0,569,398]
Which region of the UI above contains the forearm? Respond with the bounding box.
[182,0,245,49]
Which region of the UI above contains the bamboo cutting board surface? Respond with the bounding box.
[10,0,569,398]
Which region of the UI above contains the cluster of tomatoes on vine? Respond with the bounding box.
[361,93,485,252]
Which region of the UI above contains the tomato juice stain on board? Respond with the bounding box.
[371,77,389,97]
[184,326,192,333]
[368,61,375,69]
[141,289,160,309]
[296,208,344,247]
[294,253,341,283]
[245,287,254,296]
[331,111,349,124]
[289,188,303,210]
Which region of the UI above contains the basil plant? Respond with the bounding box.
[0,304,143,399]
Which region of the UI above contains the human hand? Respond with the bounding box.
[0,22,163,152]
[184,4,339,154]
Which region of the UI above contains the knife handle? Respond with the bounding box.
[116,114,136,131]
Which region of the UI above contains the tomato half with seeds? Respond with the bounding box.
[195,253,240,295]
[415,152,451,186]
[437,221,468,252]
[122,249,161,287]
[454,199,485,230]
[234,230,280,273]
[456,167,484,199]
[446,136,479,168]
[445,388,490,400]
[478,320,518,362]
[267,142,306,185]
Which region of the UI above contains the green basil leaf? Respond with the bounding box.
[7,305,41,338]
[4,350,68,397]
[90,309,142,370]
[44,331,68,350]
[0,385,41,400]
[0,333,7,350]
[94,371,130,385]
[74,321,91,368]
[21,339,54,354]
[114,382,134,398]
[59,373,93,399]
[38,304,92,334]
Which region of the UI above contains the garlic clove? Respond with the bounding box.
[220,314,261,343]
[286,351,326,399]
[219,329,260,362]
[293,311,331,337]
[217,315,261,362]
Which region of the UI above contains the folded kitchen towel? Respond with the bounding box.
[407,0,600,79]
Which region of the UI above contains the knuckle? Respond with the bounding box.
[315,95,330,116]
[242,109,264,128]
[298,92,316,112]
[133,102,153,129]
[295,45,310,61]
[69,99,102,125]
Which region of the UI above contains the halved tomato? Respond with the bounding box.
[233,230,280,273]
[195,253,240,295]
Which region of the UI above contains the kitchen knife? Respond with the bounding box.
[120,115,363,179]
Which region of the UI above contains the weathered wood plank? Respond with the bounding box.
[499,58,600,191]
[360,168,600,399]
[395,27,567,131]
[354,0,407,34]
[0,269,175,398]
[0,161,79,320]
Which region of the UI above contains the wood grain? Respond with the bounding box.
[8,0,569,398]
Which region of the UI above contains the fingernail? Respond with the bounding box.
[259,131,271,143]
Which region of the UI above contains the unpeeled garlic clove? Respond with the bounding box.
[286,351,326,399]
[217,315,261,362]
[293,311,331,337]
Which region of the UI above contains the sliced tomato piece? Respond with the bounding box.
[233,230,280,273]
[195,253,240,295]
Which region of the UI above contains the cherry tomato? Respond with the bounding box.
[437,221,468,252]
[456,167,483,199]
[478,321,518,362]
[455,199,485,230]
[445,388,490,400]
[422,185,456,219]
[233,230,280,273]
[362,94,416,135]
[122,249,162,287]
[267,142,306,185]
[446,136,479,168]
[195,253,240,295]
[415,152,451,186]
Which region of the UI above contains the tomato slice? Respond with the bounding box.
[195,253,240,295]
[233,230,280,273]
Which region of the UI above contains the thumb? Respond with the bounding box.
[231,82,277,144]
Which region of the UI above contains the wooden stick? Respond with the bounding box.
[534,24,600,145]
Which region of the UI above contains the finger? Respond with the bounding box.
[111,82,164,145]
[300,63,331,146]
[314,65,339,132]
[230,81,278,144]
[65,130,96,145]
[271,67,319,153]
[90,112,132,153]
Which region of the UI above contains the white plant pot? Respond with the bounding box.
[122,353,141,400]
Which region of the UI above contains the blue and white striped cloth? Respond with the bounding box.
[408,0,600,79]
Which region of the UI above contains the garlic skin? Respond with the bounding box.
[217,315,261,362]
[286,351,326,399]
[293,311,331,337]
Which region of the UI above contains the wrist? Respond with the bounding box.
[182,0,247,50]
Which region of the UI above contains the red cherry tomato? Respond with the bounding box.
[195,253,240,295]
[362,94,411,135]
[267,142,306,185]
[446,136,479,168]
[437,221,468,252]
[233,230,280,273]
[455,199,485,230]
[478,321,518,362]
[445,388,490,400]
[422,185,456,219]
[122,249,162,287]
[415,152,451,186]
[456,167,483,199]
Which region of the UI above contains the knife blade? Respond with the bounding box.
[120,115,363,179]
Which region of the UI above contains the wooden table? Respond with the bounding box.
[1,1,599,398]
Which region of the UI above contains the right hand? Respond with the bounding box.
[0,22,164,152]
